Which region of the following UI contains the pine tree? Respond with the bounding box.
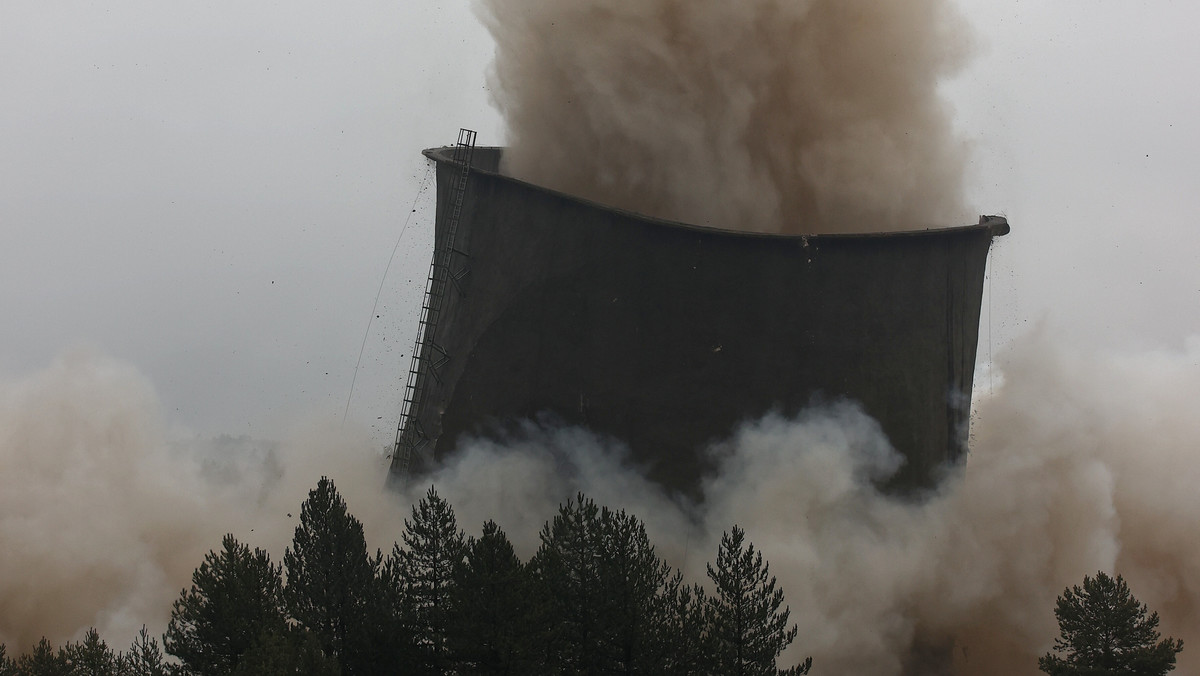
[61,628,119,675]
[164,534,288,676]
[595,506,674,674]
[13,638,69,676]
[373,556,415,673]
[230,626,342,676]
[120,626,170,676]
[0,644,11,676]
[1039,571,1183,676]
[284,476,383,675]
[389,485,466,676]
[527,493,605,673]
[527,494,679,674]
[449,520,534,674]
[657,573,713,676]
[706,526,810,676]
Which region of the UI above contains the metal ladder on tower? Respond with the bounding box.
[392,128,476,485]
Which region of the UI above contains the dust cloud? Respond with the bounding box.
[5,330,1200,675]
[476,0,973,234]
[421,326,1200,675]
[0,349,402,651]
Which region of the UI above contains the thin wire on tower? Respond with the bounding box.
[342,162,436,428]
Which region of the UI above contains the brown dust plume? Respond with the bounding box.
[477,0,973,234]
[0,350,402,651]
[6,330,1200,675]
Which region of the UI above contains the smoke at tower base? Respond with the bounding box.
[476,0,973,234]
[4,330,1200,675]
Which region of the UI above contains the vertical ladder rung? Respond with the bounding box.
[393,128,476,486]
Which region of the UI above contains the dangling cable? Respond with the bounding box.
[342,162,436,428]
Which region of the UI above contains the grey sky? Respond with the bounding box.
[3,1,1199,445]
[951,1,1200,350]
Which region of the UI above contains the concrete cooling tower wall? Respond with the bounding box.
[389,144,1008,494]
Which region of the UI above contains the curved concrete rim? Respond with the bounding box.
[422,146,1011,240]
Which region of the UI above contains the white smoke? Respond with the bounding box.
[4,329,1200,675]
[417,326,1200,675]
[476,0,973,234]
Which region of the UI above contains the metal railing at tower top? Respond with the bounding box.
[391,128,476,486]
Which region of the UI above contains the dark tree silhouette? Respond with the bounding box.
[527,493,605,672]
[706,526,810,676]
[657,573,713,676]
[121,626,170,676]
[61,628,119,675]
[0,478,820,676]
[389,485,466,676]
[527,494,680,674]
[230,626,342,676]
[449,520,535,674]
[284,476,384,674]
[595,506,674,673]
[1039,571,1183,676]
[164,534,288,676]
[13,638,68,676]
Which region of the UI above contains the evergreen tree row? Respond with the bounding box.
[0,626,169,676]
[1,478,810,676]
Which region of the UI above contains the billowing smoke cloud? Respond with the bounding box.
[0,349,403,651]
[477,0,973,234]
[5,330,1200,676]
[0,351,212,649]
[424,328,1200,675]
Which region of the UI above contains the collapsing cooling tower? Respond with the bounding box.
[390,132,1009,493]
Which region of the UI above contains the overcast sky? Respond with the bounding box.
[3,1,1199,446]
